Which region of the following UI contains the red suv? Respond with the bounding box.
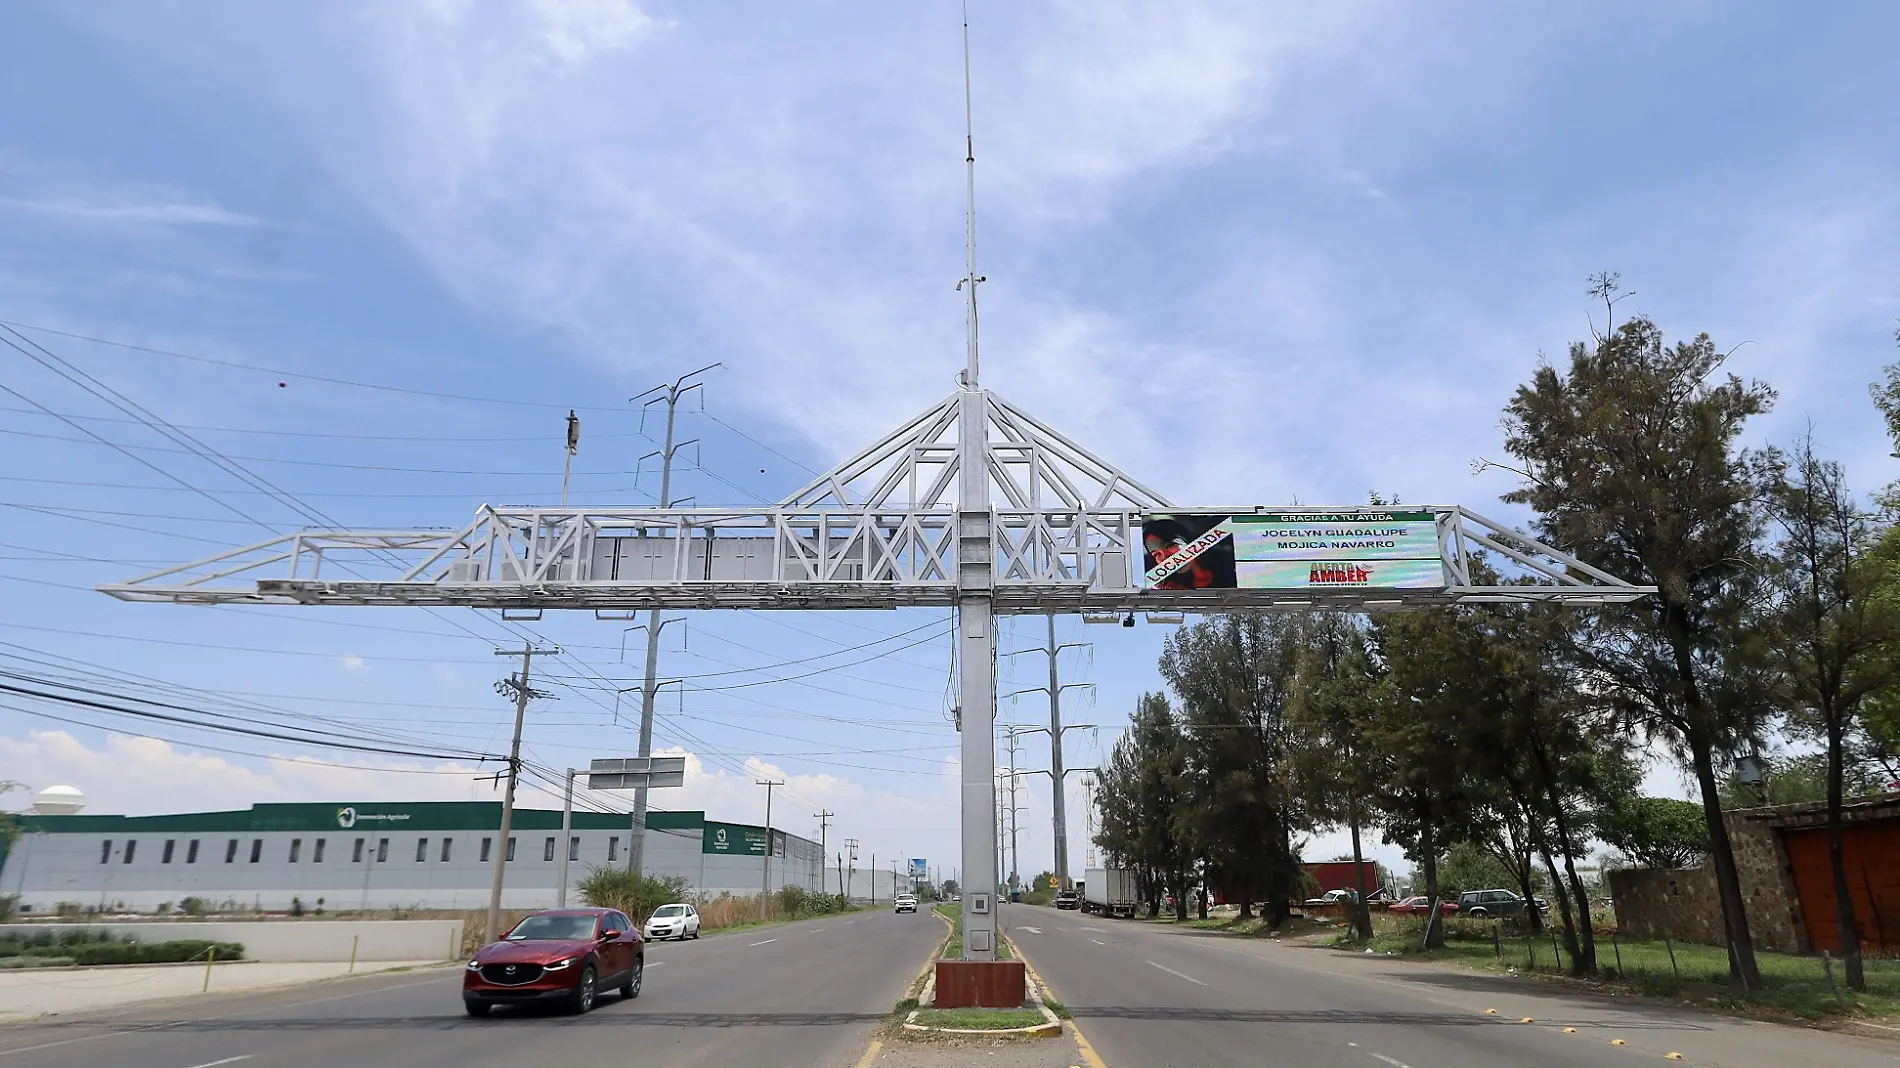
[464,907,644,1016]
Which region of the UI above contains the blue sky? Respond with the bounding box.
[2,1,1897,882]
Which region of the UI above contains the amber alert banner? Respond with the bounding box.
[1142,510,1444,591]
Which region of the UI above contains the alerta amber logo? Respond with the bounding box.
[1309,563,1374,585]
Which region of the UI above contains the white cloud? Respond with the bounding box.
[0,195,260,227]
[340,654,368,671]
[530,0,653,65]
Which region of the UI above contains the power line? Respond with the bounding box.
[0,319,632,412]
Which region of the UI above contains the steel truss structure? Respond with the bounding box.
[101,391,1649,613]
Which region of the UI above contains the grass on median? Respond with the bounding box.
[1340,913,1900,1021]
[909,1007,1047,1030]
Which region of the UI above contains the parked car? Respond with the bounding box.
[1387,895,1459,917]
[644,902,701,941]
[894,894,918,914]
[463,907,643,1016]
[1302,888,1358,906]
[1456,889,1537,918]
[1054,888,1081,910]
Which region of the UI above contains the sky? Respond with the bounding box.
[1,1,1897,887]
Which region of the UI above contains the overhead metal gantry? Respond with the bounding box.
[99,388,1648,616]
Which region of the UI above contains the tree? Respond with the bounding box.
[1497,300,1779,987]
[1031,871,1056,894]
[1596,796,1712,869]
[1765,435,1900,990]
[1092,692,1191,919]
[1289,616,1381,940]
[1162,616,1315,926]
[1359,609,1484,948]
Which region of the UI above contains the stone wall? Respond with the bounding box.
[1606,806,1817,954]
[1607,867,1724,945]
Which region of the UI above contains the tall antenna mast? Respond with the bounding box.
[957,1,984,391]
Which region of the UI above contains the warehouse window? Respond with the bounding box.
[289,839,302,863]
[352,837,365,864]
[226,839,239,864]
[313,838,326,863]
[376,838,389,863]
[249,839,262,864]
[100,840,112,864]
[568,836,580,862]
[415,838,429,863]
[162,840,176,864]
[480,837,491,863]
[607,836,619,862]
[440,838,452,862]
[506,837,516,862]
[543,836,556,862]
[187,839,200,864]
[123,840,137,864]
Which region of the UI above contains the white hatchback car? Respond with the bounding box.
[644,902,701,940]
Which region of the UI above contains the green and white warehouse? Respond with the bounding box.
[0,801,823,913]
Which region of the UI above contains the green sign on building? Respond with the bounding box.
[703,821,770,855]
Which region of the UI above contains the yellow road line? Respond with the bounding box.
[853,1038,883,1068]
[1013,941,1108,1068]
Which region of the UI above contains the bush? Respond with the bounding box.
[774,885,842,919]
[66,939,243,966]
[180,897,209,918]
[0,893,17,924]
[577,868,692,923]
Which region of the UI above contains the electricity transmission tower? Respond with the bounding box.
[1004,614,1094,890]
[625,362,719,875]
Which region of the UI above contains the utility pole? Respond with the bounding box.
[487,644,557,944]
[560,409,580,507]
[814,810,834,894]
[625,363,720,876]
[757,778,783,921]
[556,767,581,907]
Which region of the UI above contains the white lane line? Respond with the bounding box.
[0,974,449,1059]
[1018,926,1043,934]
[844,920,857,925]
[812,928,828,933]
[1091,939,1107,946]
[1368,1054,1412,1068]
[1144,960,1208,986]
[749,938,779,946]
[184,1058,254,1068]
[1082,926,1108,932]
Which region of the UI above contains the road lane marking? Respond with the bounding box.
[1091,939,1107,945]
[1019,926,1043,934]
[0,974,450,1059]
[812,928,828,933]
[1082,926,1107,932]
[184,1058,254,1068]
[1144,960,1207,986]
[749,938,779,946]
[1369,1054,1412,1068]
[853,1038,883,1068]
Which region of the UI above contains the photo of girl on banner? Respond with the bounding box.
[1142,514,1237,589]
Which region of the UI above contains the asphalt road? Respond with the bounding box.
[1003,904,1900,1068]
[0,908,942,1068]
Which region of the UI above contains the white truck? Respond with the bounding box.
[1082,866,1139,918]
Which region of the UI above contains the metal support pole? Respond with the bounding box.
[486,645,554,945]
[557,767,576,907]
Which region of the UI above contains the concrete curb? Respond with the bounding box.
[902,922,1061,1038]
